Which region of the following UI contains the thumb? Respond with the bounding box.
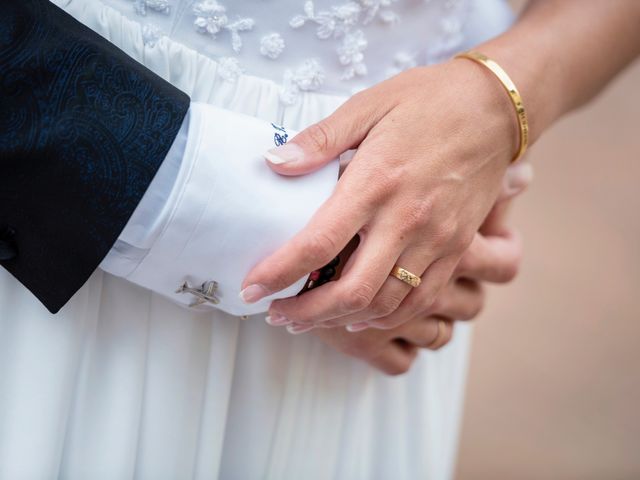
[264,93,380,176]
[497,161,534,203]
[481,161,533,235]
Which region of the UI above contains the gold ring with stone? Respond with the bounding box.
[389,265,422,288]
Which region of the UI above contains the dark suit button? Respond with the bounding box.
[0,226,17,260]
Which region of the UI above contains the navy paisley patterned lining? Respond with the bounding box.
[0,0,189,313]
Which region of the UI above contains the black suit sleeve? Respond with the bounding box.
[0,0,190,313]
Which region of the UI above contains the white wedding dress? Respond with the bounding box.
[0,0,514,478]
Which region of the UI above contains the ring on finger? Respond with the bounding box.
[427,318,451,349]
[389,265,422,288]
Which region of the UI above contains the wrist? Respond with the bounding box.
[441,58,518,170]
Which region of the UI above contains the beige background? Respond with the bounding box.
[455,53,640,478]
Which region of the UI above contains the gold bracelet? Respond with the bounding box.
[454,51,529,163]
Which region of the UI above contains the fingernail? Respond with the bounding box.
[505,162,534,193]
[264,143,304,165]
[286,323,315,335]
[239,284,270,304]
[265,313,290,326]
[346,322,370,333]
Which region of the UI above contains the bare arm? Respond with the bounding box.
[482,0,640,141]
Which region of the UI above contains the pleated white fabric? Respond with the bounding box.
[0,1,513,478]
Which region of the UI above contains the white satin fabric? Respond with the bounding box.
[0,0,513,478]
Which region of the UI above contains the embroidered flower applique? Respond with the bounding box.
[141,23,164,47]
[359,0,398,25]
[426,0,468,63]
[217,56,244,82]
[337,30,368,79]
[280,59,326,105]
[134,0,171,16]
[288,0,402,82]
[192,0,255,53]
[290,1,362,39]
[260,33,286,60]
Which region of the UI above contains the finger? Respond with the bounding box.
[483,161,533,235]
[333,245,432,329]
[264,91,391,176]
[393,316,441,348]
[240,186,370,303]
[367,255,458,329]
[426,279,484,321]
[267,228,404,324]
[497,161,534,203]
[454,229,522,283]
[367,341,418,376]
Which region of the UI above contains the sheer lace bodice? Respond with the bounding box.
[90,0,474,102]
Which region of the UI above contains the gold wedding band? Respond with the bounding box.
[389,265,421,288]
[427,319,449,349]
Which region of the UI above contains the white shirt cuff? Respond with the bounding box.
[101,102,339,316]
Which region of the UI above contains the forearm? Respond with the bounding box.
[477,0,640,143]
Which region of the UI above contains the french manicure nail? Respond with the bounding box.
[286,323,315,335]
[265,313,290,326]
[239,284,270,304]
[346,322,370,333]
[264,143,304,165]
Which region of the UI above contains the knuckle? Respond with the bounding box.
[340,283,375,312]
[304,230,340,266]
[402,200,433,232]
[430,220,458,248]
[304,121,334,153]
[365,167,403,204]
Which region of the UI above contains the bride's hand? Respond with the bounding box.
[308,163,530,374]
[310,268,499,375]
[241,61,520,328]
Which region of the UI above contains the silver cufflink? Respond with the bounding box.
[176,280,220,307]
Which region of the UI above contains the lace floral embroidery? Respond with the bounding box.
[289,0,400,81]
[337,30,367,79]
[192,0,255,53]
[141,23,163,46]
[260,33,286,59]
[290,1,361,39]
[104,0,470,102]
[359,0,398,25]
[426,0,467,63]
[280,59,326,105]
[217,56,244,82]
[134,0,171,16]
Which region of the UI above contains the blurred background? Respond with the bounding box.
[455,46,640,478]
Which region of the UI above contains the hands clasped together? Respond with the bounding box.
[240,61,531,373]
